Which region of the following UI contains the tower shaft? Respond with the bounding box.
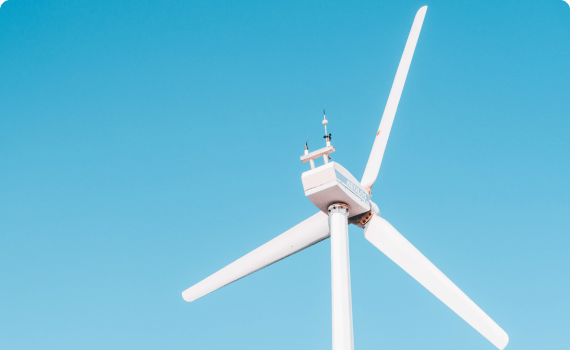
[328,203,354,350]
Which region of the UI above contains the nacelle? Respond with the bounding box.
[302,162,370,218]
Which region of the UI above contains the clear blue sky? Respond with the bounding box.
[1,0,569,349]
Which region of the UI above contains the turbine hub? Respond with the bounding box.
[348,210,374,228]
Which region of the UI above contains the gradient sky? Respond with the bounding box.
[1,0,569,349]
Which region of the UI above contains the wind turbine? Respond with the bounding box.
[182,6,509,350]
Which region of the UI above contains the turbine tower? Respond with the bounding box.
[181,6,509,350]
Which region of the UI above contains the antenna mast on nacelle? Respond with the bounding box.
[300,110,335,169]
[323,109,331,146]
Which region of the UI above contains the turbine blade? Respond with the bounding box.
[361,6,427,192]
[364,215,509,349]
[182,212,330,302]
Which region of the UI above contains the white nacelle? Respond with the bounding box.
[302,162,371,218]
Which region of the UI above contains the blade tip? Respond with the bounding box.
[496,332,509,350]
[182,290,196,302]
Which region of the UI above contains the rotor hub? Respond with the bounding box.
[348,210,374,228]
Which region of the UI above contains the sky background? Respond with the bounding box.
[1,0,569,349]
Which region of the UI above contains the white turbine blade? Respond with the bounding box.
[364,215,509,349]
[182,212,330,302]
[361,6,427,192]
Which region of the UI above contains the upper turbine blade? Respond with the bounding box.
[182,212,330,302]
[361,6,427,192]
[364,215,509,349]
